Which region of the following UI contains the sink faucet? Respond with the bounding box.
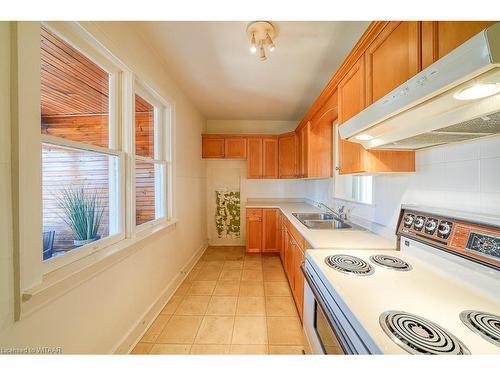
[318,203,348,222]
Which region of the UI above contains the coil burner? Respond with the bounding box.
[460,310,500,347]
[369,255,412,271]
[380,311,470,355]
[324,254,374,276]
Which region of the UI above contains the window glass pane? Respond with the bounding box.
[40,26,110,147]
[135,94,155,158]
[42,143,119,260]
[136,159,156,225]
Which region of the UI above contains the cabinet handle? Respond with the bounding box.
[335,166,341,171]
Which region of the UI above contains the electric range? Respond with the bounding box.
[302,205,500,355]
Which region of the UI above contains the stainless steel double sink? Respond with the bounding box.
[292,212,360,230]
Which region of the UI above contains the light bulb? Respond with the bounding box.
[259,42,266,61]
[250,32,257,54]
[454,83,500,100]
[265,33,276,52]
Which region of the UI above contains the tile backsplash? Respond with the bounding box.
[305,134,500,239]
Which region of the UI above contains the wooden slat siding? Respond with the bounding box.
[135,94,155,158]
[42,144,110,251]
[40,26,109,117]
[135,160,156,225]
[42,114,109,148]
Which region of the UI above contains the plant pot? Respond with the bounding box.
[74,235,101,247]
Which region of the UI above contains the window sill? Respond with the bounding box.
[20,218,178,319]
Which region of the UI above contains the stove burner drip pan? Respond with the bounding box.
[380,311,470,355]
[369,254,412,271]
[324,254,374,276]
[460,310,500,347]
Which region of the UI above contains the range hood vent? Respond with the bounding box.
[339,22,500,150]
[382,110,500,149]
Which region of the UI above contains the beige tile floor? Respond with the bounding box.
[131,246,306,355]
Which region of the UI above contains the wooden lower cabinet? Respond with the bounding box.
[246,208,262,253]
[292,244,305,321]
[246,208,279,254]
[262,208,279,253]
[280,216,307,321]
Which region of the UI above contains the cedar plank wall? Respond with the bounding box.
[41,26,155,251]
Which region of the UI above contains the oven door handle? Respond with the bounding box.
[301,263,353,354]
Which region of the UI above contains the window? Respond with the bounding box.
[40,25,123,265]
[37,23,173,273]
[134,91,168,228]
[334,175,373,204]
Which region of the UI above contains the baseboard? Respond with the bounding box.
[112,241,208,354]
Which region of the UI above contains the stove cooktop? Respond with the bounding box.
[305,243,500,354]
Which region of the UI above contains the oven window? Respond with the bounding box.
[315,302,344,354]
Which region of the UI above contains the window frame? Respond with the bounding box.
[40,23,127,274]
[132,81,172,232]
[13,21,176,319]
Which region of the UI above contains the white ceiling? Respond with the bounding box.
[136,21,369,121]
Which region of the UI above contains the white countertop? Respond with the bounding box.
[246,200,396,250]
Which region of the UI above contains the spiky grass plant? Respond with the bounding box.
[56,186,104,241]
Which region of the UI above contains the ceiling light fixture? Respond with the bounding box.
[246,21,278,61]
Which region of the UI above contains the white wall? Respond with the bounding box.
[206,119,297,134]
[205,160,306,245]
[0,22,207,353]
[305,134,500,239]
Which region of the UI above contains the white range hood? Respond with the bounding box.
[339,22,500,150]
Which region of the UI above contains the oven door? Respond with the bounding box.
[302,264,348,354]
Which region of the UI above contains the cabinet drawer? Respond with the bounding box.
[246,208,263,219]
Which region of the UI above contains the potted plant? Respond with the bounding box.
[57,186,104,247]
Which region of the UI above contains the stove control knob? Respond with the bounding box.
[403,214,414,227]
[425,219,437,231]
[437,221,452,238]
[414,217,425,230]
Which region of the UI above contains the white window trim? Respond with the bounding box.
[40,23,126,274]
[133,80,173,233]
[13,21,177,319]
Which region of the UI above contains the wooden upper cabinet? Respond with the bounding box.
[202,136,225,158]
[224,137,247,159]
[262,137,279,179]
[247,138,263,178]
[298,123,310,178]
[338,56,366,124]
[262,208,279,253]
[337,58,368,174]
[278,133,298,178]
[422,21,496,69]
[365,21,421,104]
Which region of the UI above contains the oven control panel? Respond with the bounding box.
[397,208,500,268]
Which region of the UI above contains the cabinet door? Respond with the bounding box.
[202,137,225,158]
[246,209,262,253]
[225,137,247,159]
[422,21,496,69]
[276,213,282,258]
[280,225,287,264]
[338,57,366,124]
[298,123,310,178]
[247,138,263,178]
[262,208,279,253]
[293,246,305,321]
[262,138,279,179]
[278,133,298,178]
[365,21,421,105]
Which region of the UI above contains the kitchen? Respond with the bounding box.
[1,1,500,372]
